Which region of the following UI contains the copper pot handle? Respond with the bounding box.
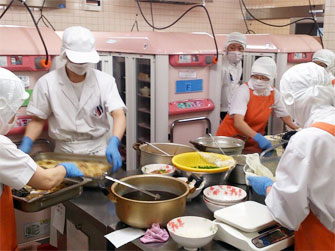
[132,143,141,152]
[108,193,118,203]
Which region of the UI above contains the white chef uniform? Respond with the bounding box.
[27,66,126,155]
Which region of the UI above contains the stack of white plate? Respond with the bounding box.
[202,185,247,213]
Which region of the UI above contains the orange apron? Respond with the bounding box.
[294,122,335,250]
[0,185,18,250]
[216,83,274,153]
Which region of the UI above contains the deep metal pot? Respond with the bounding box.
[133,142,196,167]
[228,155,247,185]
[190,136,246,155]
[109,175,189,229]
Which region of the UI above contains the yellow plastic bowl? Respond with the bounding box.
[172,152,235,174]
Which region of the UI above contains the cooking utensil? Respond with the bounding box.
[144,142,171,156]
[207,132,225,155]
[133,142,195,167]
[105,175,160,200]
[108,175,189,228]
[32,152,112,187]
[190,136,245,155]
[12,177,91,212]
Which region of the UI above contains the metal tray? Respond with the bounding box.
[13,177,91,212]
[32,152,113,187]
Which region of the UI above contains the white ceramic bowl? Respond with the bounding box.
[203,196,228,213]
[141,164,175,176]
[177,177,205,201]
[203,185,247,203]
[167,216,218,251]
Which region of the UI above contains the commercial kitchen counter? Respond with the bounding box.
[60,169,265,250]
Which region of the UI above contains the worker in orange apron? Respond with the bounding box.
[216,57,298,153]
[0,68,83,250]
[248,62,335,250]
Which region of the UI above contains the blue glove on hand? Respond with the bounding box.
[247,176,274,196]
[253,133,272,150]
[106,136,122,172]
[19,136,34,154]
[58,162,83,178]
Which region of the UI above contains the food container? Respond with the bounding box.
[109,175,189,229]
[133,142,196,167]
[167,216,218,250]
[228,154,247,185]
[172,152,236,187]
[32,152,112,187]
[190,136,245,155]
[141,164,176,176]
[12,177,91,212]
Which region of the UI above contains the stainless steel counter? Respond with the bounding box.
[62,169,264,250]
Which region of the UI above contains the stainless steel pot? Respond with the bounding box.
[190,136,246,155]
[133,142,196,167]
[228,155,247,185]
[109,175,189,229]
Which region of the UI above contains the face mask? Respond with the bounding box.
[227,51,243,64]
[66,61,89,75]
[0,115,17,135]
[250,78,270,95]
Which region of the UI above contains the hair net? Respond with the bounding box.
[61,26,99,64]
[312,49,335,71]
[251,57,277,80]
[225,32,247,49]
[280,62,335,128]
[0,68,29,133]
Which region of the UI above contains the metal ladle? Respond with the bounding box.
[144,142,171,156]
[105,175,161,200]
[207,132,225,155]
[207,133,235,181]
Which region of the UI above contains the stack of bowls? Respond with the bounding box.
[202,185,247,213]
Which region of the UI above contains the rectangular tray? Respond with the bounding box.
[13,177,91,212]
[32,152,113,187]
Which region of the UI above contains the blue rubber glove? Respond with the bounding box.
[253,133,272,150]
[247,176,274,196]
[19,136,34,154]
[106,136,122,172]
[58,162,83,178]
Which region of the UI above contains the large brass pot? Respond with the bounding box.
[109,175,189,229]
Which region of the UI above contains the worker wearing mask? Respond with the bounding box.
[216,57,298,153]
[19,26,126,172]
[220,32,247,120]
[0,68,83,250]
[312,48,335,86]
[248,62,335,250]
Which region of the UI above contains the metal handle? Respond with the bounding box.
[170,117,211,143]
[259,140,288,160]
[104,175,160,200]
[144,142,171,156]
[207,132,225,155]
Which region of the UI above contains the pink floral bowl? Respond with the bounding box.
[203,185,247,203]
[167,216,218,250]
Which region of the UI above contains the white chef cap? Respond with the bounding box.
[61,26,99,64]
[225,32,247,49]
[251,57,277,80]
[312,49,335,71]
[280,62,335,128]
[0,68,29,131]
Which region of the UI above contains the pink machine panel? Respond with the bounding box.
[169,99,214,115]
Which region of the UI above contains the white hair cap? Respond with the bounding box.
[251,57,277,80]
[225,32,247,49]
[280,62,335,128]
[61,26,99,64]
[312,49,335,71]
[0,68,29,131]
